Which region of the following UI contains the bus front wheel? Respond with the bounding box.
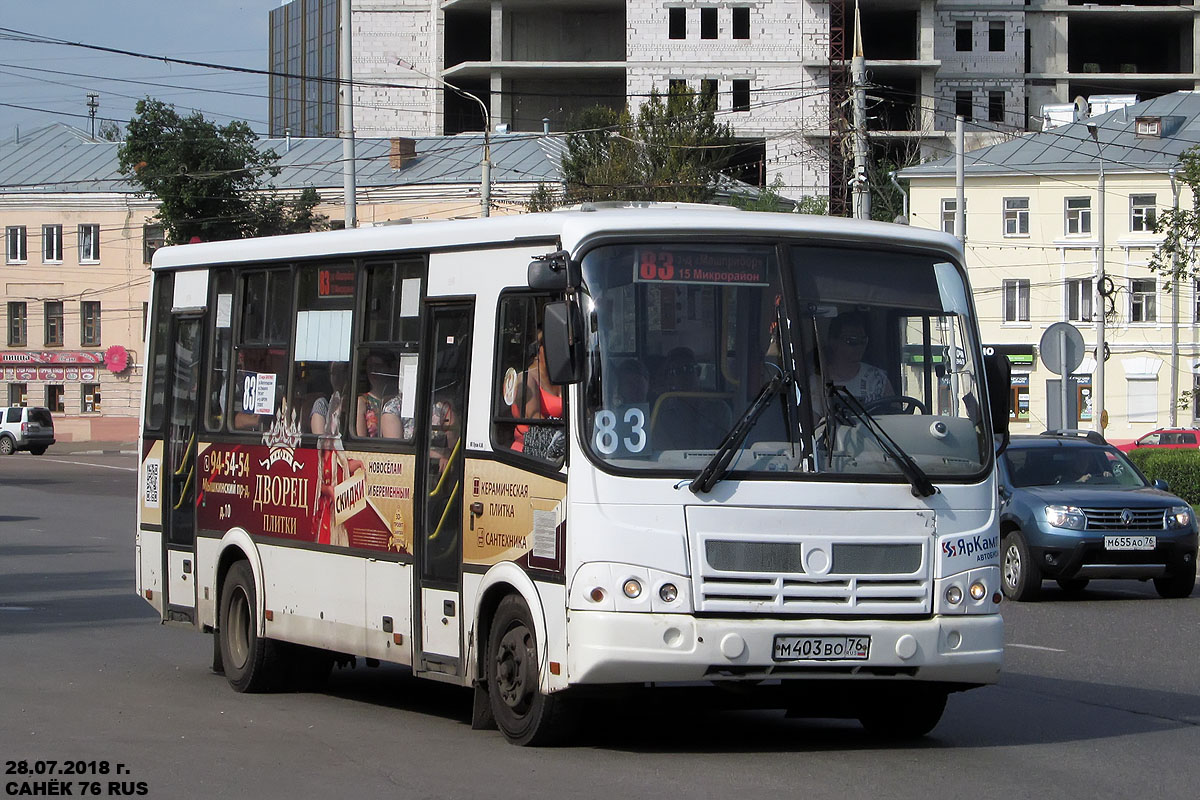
[487,594,574,746]
[219,561,282,692]
[857,687,947,740]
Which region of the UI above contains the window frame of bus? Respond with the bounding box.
[349,256,425,445]
[290,263,356,438]
[203,268,235,433]
[490,290,566,467]
[143,271,175,433]
[213,267,295,434]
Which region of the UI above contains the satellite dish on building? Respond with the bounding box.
[1073,95,1089,121]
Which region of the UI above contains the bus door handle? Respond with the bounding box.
[469,502,483,530]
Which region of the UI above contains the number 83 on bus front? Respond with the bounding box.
[593,405,648,456]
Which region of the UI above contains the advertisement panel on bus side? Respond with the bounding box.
[195,440,415,554]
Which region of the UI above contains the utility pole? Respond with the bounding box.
[86,94,99,140]
[850,2,870,220]
[339,0,358,229]
[1170,167,1180,426]
[955,116,965,242]
[1087,121,1106,434]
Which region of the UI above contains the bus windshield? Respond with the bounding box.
[580,241,990,481]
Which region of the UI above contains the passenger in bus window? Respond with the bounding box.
[512,330,563,454]
[310,362,349,436]
[357,350,398,438]
[811,311,893,411]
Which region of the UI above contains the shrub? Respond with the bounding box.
[1125,448,1200,505]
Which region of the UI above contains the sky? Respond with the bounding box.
[0,1,283,139]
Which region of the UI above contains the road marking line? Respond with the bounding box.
[40,458,136,472]
[1008,643,1066,652]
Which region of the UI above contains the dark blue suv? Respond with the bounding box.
[999,434,1198,601]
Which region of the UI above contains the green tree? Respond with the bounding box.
[561,87,738,205]
[118,98,326,243]
[1149,145,1200,282]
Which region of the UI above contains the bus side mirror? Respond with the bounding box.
[542,300,584,384]
[528,250,580,291]
[983,352,1011,448]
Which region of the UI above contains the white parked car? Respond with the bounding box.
[0,406,55,455]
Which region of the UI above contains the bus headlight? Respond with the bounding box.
[659,583,678,602]
[622,579,642,598]
[945,585,963,605]
[969,581,987,601]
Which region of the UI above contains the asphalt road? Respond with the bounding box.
[2,452,1198,800]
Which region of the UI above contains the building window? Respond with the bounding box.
[44,301,64,346]
[1135,117,1161,138]
[6,226,27,263]
[1067,278,1093,322]
[7,302,27,347]
[1130,194,1157,232]
[989,21,1004,52]
[82,383,101,413]
[668,78,688,95]
[81,301,101,347]
[1003,197,1029,236]
[78,224,100,262]
[43,225,63,263]
[956,21,972,52]
[668,7,685,39]
[941,198,965,235]
[46,384,65,413]
[988,91,1005,123]
[1010,376,1030,421]
[143,224,165,264]
[1003,279,1030,323]
[1127,378,1158,423]
[9,383,27,406]
[1129,279,1156,322]
[955,90,972,121]
[701,79,719,108]
[700,7,717,39]
[1065,197,1091,235]
[732,7,750,40]
[732,79,750,112]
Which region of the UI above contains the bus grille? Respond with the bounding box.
[692,534,931,615]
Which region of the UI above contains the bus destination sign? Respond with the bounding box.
[318,268,356,298]
[633,249,771,287]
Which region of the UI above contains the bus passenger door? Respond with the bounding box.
[416,303,472,676]
[163,315,202,621]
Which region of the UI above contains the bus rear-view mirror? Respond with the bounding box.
[543,300,584,384]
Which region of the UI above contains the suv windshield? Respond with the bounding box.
[1005,446,1146,489]
[579,241,990,482]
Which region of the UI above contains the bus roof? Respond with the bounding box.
[150,206,964,270]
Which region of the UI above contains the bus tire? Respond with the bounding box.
[858,687,947,740]
[487,594,574,746]
[219,560,282,692]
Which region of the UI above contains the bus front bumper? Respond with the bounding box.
[565,611,1003,686]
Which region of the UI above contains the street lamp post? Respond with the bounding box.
[1086,120,1106,434]
[398,59,491,217]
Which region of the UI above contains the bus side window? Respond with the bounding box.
[204,269,235,432]
[492,293,564,464]
[352,258,423,443]
[231,269,292,433]
[292,265,354,436]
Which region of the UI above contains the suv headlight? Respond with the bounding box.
[1045,505,1086,530]
[1167,505,1192,529]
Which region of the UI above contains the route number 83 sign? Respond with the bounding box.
[593,405,649,456]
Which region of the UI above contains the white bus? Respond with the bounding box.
[135,205,1010,745]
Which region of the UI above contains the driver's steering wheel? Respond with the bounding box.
[864,395,928,415]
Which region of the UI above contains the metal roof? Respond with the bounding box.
[900,91,1200,179]
[0,123,564,195]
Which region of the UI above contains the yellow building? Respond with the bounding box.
[0,125,561,442]
[901,93,1200,445]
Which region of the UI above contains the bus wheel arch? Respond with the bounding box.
[470,563,548,687]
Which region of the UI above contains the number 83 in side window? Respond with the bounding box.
[593,405,648,457]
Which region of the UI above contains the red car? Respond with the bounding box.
[1116,428,1200,453]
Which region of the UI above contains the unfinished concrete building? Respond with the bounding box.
[268,0,1200,209]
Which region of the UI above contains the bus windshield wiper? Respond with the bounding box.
[690,370,790,494]
[829,385,938,498]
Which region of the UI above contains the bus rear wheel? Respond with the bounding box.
[219,561,282,692]
[487,594,574,746]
